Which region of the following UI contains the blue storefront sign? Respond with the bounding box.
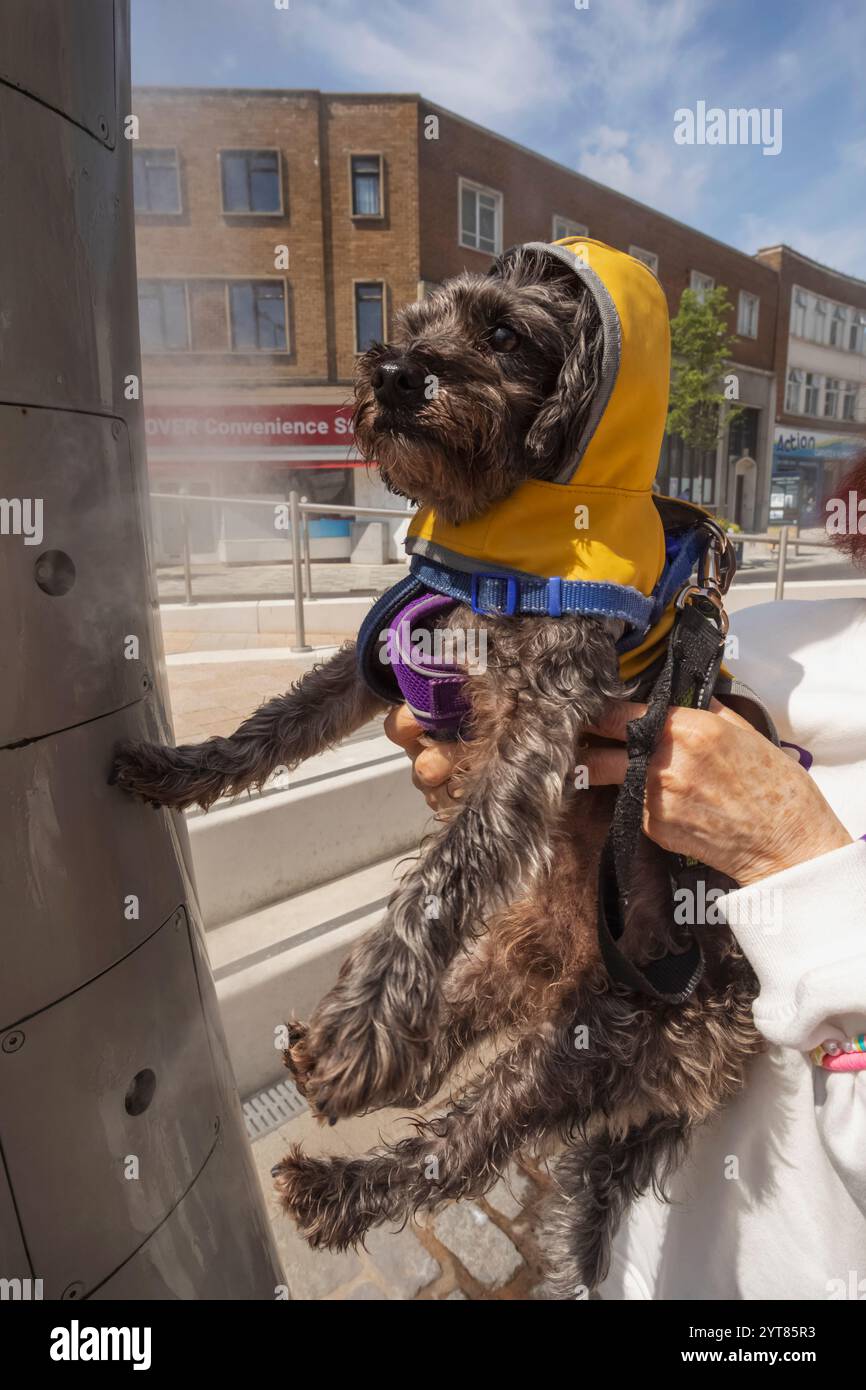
[771,428,865,526]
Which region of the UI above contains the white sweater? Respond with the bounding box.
[600,598,866,1301]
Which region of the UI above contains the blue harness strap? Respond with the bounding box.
[355,521,713,704]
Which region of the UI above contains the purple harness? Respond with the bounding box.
[387,592,469,737]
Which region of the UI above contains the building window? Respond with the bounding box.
[355,282,384,351]
[228,281,288,350]
[133,148,181,214]
[791,288,808,338]
[811,298,828,344]
[845,312,866,353]
[727,405,759,463]
[657,433,715,505]
[842,382,858,421]
[829,304,849,348]
[138,280,188,351]
[629,246,659,274]
[737,290,759,338]
[784,368,804,414]
[823,378,841,418]
[220,149,282,214]
[803,372,821,415]
[350,155,383,217]
[689,270,715,302]
[553,216,588,241]
[459,179,502,255]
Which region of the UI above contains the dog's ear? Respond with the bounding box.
[524,259,605,477]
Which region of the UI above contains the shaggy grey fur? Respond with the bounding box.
[111,245,763,1294]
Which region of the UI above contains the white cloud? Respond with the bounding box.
[578,131,711,221]
[287,0,568,123]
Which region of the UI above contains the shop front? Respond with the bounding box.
[771,427,865,529]
[144,401,361,564]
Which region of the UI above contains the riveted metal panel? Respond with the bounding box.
[0,93,135,415]
[0,0,117,147]
[0,909,222,1301]
[89,1132,287,1301]
[0,701,186,1028]
[0,408,153,747]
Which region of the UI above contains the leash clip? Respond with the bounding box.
[675,520,735,637]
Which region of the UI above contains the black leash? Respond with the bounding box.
[596,522,735,1004]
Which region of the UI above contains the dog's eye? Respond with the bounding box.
[490,325,520,353]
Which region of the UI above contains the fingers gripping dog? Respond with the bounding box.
[112,240,773,1293]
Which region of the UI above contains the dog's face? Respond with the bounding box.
[353,246,604,525]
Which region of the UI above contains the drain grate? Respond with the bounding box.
[242,1080,309,1141]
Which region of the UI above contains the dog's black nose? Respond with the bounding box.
[371,356,426,410]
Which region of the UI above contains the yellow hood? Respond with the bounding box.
[406,238,671,632]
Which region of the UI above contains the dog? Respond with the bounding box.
[112,242,764,1296]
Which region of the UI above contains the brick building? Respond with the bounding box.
[133,87,787,562]
[755,245,866,528]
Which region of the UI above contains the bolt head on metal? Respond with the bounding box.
[2,1030,25,1054]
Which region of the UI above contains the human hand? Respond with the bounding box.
[383,705,465,813]
[582,698,852,886]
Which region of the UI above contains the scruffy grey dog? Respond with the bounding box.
[112,246,762,1295]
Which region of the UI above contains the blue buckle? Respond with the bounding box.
[470,572,520,617]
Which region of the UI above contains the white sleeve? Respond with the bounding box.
[716,838,866,1214]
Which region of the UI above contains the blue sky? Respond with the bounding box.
[131,0,866,278]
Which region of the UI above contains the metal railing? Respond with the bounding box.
[726,529,834,600]
[151,490,843,649]
[150,490,415,651]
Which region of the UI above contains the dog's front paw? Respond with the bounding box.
[271,1145,372,1249]
[110,739,220,811]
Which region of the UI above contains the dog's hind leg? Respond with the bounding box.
[273,1019,586,1250]
[110,642,387,810]
[542,1114,691,1299]
[296,615,622,1122]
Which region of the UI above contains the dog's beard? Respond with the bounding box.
[354,377,552,526]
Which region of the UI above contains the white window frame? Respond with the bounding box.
[842,381,859,421]
[737,290,759,339]
[823,378,841,419]
[829,303,849,349]
[803,372,821,416]
[791,287,808,338]
[848,312,866,354]
[629,245,659,275]
[133,147,182,215]
[784,368,804,414]
[689,270,715,302]
[218,148,284,216]
[811,298,828,344]
[553,215,588,241]
[458,178,503,255]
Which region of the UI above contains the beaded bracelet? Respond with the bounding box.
[810,1034,866,1072]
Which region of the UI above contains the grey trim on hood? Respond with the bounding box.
[519,241,622,485]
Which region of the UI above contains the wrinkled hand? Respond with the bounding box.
[384,698,853,887]
[383,705,469,814]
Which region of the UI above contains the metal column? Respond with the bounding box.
[0,0,284,1299]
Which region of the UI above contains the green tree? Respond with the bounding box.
[667,286,741,452]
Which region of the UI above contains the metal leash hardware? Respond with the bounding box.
[674,518,736,636]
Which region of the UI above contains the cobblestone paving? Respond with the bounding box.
[253,1111,557,1301]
